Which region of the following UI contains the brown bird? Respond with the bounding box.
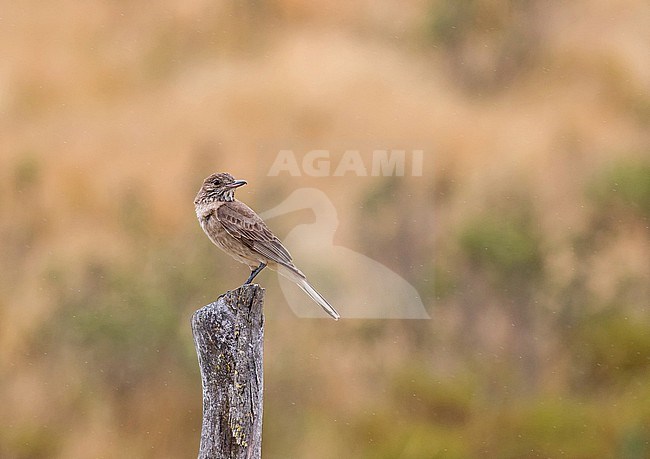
[194,172,340,320]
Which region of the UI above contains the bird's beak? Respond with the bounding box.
[226,179,247,189]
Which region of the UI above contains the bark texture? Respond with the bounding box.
[191,284,265,459]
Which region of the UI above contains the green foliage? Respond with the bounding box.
[358,420,468,459]
[427,0,485,45]
[0,424,61,459]
[486,398,613,458]
[571,309,650,392]
[389,368,474,427]
[618,424,650,459]
[13,153,41,193]
[348,368,477,457]
[36,238,219,391]
[425,0,541,91]
[588,159,650,219]
[42,265,182,390]
[459,212,543,284]
[360,176,402,216]
[430,263,456,300]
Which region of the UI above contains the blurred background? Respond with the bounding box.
[1,1,649,457]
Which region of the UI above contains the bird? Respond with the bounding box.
[194,172,340,320]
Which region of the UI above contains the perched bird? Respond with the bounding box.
[194,172,340,320]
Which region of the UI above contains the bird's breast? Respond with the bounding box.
[195,203,260,267]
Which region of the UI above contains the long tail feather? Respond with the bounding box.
[277,265,340,320]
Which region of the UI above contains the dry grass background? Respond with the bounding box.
[1,1,649,457]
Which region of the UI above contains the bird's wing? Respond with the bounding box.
[217,201,294,267]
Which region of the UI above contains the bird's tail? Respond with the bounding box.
[277,265,340,320]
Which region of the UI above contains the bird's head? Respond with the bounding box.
[195,172,247,204]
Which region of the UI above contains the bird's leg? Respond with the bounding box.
[244,262,267,285]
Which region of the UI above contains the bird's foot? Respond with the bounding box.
[244,262,267,285]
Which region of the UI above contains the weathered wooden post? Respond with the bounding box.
[191,284,265,459]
